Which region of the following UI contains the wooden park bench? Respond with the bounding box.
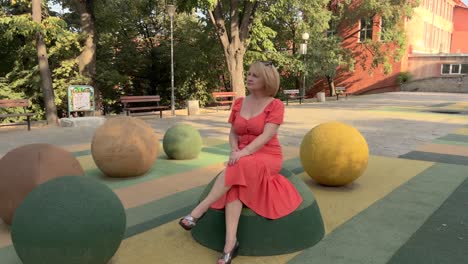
[120,95,170,118]
[212,92,236,111]
[335,87,349,100]
[283,89,304,106]
[0,99,35,131]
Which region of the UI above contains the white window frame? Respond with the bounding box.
[441,64,468,75]
[358,17,373,42]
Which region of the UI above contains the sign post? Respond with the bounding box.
[67,85,95,117]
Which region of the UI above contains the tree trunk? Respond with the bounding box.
[32,0,58,125]
[77,0,101,115]
[326,75,336,96]
[208,0,258,98]
[226,45,246,97]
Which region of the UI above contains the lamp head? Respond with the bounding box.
[166,4,176,17]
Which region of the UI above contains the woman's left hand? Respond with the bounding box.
[228,149,249,166]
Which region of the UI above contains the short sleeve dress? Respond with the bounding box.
[210,97,303,219]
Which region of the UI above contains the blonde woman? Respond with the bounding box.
[180,61,302,264]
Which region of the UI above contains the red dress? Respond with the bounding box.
[210,97,303,219]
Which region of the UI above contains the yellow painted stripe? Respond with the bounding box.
[453,128,468,135]
[452,102,468,109]
[417,143,468,157]
[112,219,301,264]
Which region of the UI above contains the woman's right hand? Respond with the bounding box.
[228,148,250,166]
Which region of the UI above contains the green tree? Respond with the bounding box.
[1,0,83,119]
[32,0,58,124]
[179,0,334,97]
[245,0,331,94]
[179,0,261,97]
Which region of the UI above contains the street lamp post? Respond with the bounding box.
[166,4,176,116]
[299,32,309,98]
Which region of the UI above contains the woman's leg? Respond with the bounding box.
[223,199,242,253]
[186,170,230,219]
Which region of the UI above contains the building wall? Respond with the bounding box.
[401,75,468,92]
[451,6,468,53]
[407,0,457,54]
[408,54,468,79]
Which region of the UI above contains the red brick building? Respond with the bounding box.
[309,0,467,97]
[451,4,468,53]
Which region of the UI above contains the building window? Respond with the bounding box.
[442,64,451,74]
[462,65,468,74]
[441,64,468,75]
[359,17,373,42]
[379,17,390,41]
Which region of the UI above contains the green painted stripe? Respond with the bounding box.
[432,139,468,147]
[288,163,468,264]
[399,151,468,165]
[72,149,90,157]
[438,134,468,143]
[374,107,421,113]
[125,186,205,234]
[283,157,304,174]
[84,144,230,189]
[430,103,455,107]
[387,177,468,264]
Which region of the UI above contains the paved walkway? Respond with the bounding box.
[2,92,468,158]
[2,91,468,264]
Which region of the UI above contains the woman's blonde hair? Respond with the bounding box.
[248,61,280,97]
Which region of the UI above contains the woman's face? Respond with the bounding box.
[246,68,265,92]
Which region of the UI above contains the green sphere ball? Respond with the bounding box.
[11,176,126,264]
[163,124,203,160]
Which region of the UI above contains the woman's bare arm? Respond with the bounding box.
[229,125,239,152]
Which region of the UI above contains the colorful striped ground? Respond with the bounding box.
[368,103,468,122]
[1,135,467,263]
[400,125,468,165]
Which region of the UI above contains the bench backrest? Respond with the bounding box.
[120,96,161,103]
[0,99,29,109]
[212,92,236,98]
[335,87,346,91]
[283,89,300,95]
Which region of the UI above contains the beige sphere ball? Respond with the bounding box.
[0,144,84,225]
[91,116,159,178]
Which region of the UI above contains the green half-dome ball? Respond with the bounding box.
[11,176,126,264]
[163,124,203,160]
[191,168,325,256]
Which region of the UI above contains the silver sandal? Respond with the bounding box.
[217,240,239,264]
[179,214,203,230]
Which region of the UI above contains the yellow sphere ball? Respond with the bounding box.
[300,122,369,186]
